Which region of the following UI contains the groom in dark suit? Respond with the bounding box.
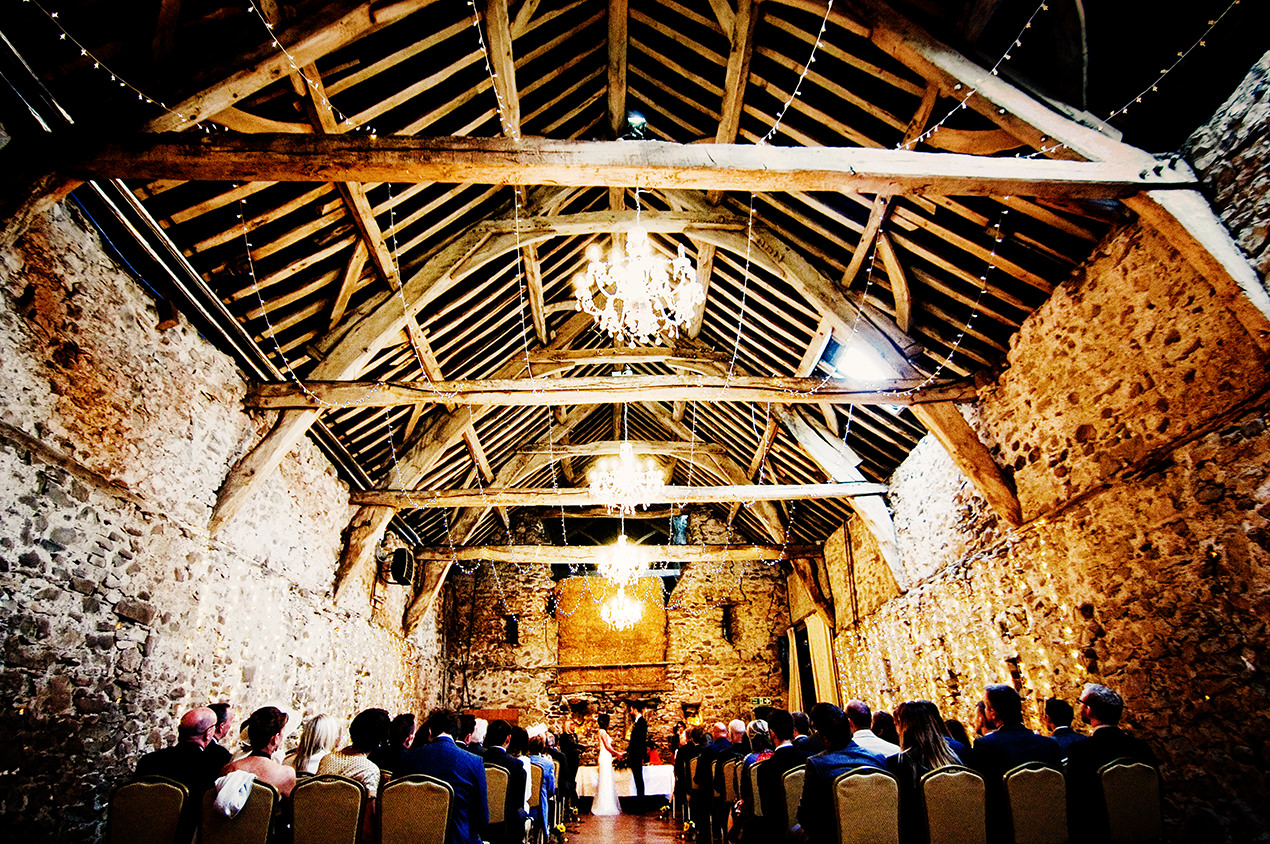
[628,702,649,807]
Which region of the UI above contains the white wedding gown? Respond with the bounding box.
[591,731,621,815]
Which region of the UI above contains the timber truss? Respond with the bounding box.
[3,0,1266,635]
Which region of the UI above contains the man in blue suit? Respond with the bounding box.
[973,684,1062,844]
[1066,684,1158,843]
[483,719,529,844]
[795,705,886,844]
[399,709,489,844]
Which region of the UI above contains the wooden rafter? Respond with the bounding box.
[353,481,887,508]
[518,440,726,457]
[245,375,976,408]
[60,135,1199,198]
[607,0,629,138]
[414,544,820,564]
[485,0,521,139]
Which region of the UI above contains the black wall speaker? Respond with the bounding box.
[387,548,415,585]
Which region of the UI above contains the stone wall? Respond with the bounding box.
[0,204,444,841]
[831,62,1270,842]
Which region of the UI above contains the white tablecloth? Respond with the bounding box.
[576,764,675,798]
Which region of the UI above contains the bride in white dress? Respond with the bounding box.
[591,713,623,815]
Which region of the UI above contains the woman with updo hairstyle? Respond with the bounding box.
[221,706,297,797]
[318,708,391,795]
[887,700,970,844]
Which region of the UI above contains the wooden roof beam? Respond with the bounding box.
[356,481,887,508]
[145,0,437,132]
[708,0,763,204]
[519,440,726,457]
[62,135,1199,198]
[246,375,977,408]
[414,543,820,564]
[845,0,1270,351]
[607,0,629,139]
[484,0,521,139]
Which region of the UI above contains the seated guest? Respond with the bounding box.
[756,710,813,837]
[744,720,773,765]
[510,727,534,822]
[973,701,990,738]
[483,719,529,844]
[318,708,390,795]
[371,712,416,771]
[791,711,820,754]
[1042,697,1089,761]
[846,700,900,757]
[207,702,234,770]
[458,713,482,755]
[887,700,970,844]
[795,706,885,844]
[943,718,972,751]
[284,714,341,774]
[674,725,704,824]
[135,706,223,844]
[734,721,772,842]
[400,709,488,844]
[871,710,900,747]
[527,732,556,834]
[1066,684,1158,843]
[222,706,297,798]
[973,685,1060,844]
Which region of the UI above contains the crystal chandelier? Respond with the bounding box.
[574,205,704,344]
[600,587,644,631]
[597,534,644,587]
[589,443,664,515]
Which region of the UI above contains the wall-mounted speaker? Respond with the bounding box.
[386,547,414,585]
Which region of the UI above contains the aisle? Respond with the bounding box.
[567,807,681,844]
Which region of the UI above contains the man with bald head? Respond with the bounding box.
[136,707,224,842]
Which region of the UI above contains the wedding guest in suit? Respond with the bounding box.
[371,712,416,772]
[400,709,488,844]
[756,710,813,837]
[1066,684,1158,843]
[207,702,234,770]
[973,685,1060,844]
[484,719,528,844]
[135,706,223,844]
[791,711,820,754]
[1042,697,1089,761]
[846,700,901,757]
[887,700,971,844]
[628,702,649,805]
[795,710,885,844]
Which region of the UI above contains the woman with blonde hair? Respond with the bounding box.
[284,714,342,774]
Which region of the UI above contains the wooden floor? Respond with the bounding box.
[568,806,682,844]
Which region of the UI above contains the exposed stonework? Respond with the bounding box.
[1185,50,1270,284]
[0,205,444,841]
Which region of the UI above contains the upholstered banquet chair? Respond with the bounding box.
[1004,762,1068,844]
[486,764,509,826]
[529,763,545,844]
[291,774,366,844]
[832,767,900,844]
[200,780,279,844]
[748,761,765,819]
[1099,759,1162,843]
[380,774,454,844]
[782,768,805,834]
[921,766,986,844]
[109,776,188,844]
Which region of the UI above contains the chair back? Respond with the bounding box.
[552,760,562,824]
[832,768,899,844]
[292,775,366,844]
[782,768,805,833]
[486,764,509,825]
[722,759,740,803]
[109,776,188,844]
[381,774,455,844]
[714,758,727,799]
[689,757,700,791]
[921,766,986,844]
[1099,759,1162,843]
[748,761,764,818]
[1003,763,1068,844]
[530,763,544,810]
[200,781,279,844]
